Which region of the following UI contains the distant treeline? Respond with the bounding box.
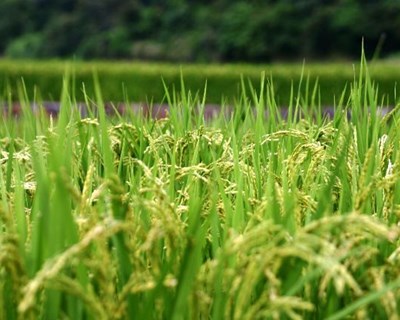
[1,0,400,62]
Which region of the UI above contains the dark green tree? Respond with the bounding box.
[1,0,400,61]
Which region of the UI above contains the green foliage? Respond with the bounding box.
[1,0,400,61]
[1,56,400,319]
[0,0,31,52]
[5,34,44,59]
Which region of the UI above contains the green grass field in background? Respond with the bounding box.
[1,58,399,105]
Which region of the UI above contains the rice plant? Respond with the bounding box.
[1,54,400,319]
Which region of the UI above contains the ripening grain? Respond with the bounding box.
[1,56,400,319]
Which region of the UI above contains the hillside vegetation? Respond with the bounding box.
[2,0,400,62]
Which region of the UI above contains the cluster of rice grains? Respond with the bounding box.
[1,63,400,319]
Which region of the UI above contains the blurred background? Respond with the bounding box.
[1,0,400,62]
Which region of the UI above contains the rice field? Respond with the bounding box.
[1,57,399,105]
[1,56,400,319]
